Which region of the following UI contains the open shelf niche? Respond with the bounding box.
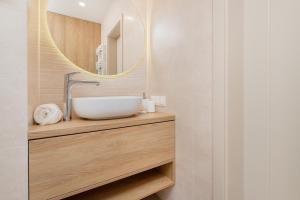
[65,162,175,200]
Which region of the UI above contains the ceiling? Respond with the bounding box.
[48,0,116,23]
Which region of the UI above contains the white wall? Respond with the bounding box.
[226,0,244,199]
[213,0,300,199]
[0,0,28,199]
[244,0,300,199]
[150,0,213,199]
[212,0,245,199]
[101,0,145,72]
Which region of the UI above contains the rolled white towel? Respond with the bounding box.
[34,104,63,126]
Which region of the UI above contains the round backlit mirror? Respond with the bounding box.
[46,0,145,76]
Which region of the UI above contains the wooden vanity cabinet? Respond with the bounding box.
[28,113,175,200]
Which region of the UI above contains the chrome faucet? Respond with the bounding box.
[64,72,100,121]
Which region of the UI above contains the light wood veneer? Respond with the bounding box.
[66,169,174,200]
[47,11,101,74]
[28,113,175,140]
[29,113,175,200]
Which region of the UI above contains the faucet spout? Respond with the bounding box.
[63,72,100,121]
[70,80,100,87]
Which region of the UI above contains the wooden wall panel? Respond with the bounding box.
[27,0,147,114]
[28,0,40,124]
[47,11,101,74]
[39,0,146,107]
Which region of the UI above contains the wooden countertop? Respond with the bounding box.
[28,113,175,140]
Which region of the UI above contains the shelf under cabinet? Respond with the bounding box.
[65,169,174,200]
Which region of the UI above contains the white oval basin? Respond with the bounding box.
[72,96,142,120]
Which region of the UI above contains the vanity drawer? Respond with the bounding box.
[29,121,175,200]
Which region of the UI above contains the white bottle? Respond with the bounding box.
[142,93,156,113]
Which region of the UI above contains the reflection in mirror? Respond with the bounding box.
[47,0,144,76]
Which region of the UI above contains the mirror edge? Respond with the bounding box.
[44,0,147,79]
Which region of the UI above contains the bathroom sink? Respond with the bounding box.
[72,96,142,120]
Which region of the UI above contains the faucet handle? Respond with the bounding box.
[65,72,80,80]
